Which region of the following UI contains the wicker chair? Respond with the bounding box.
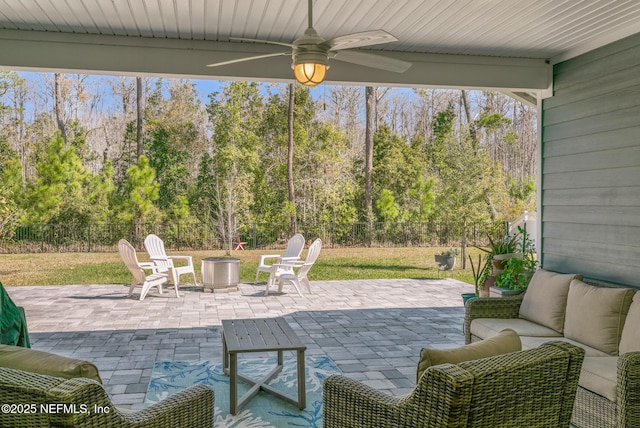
[0,367,214,428]
[323,341,584,428]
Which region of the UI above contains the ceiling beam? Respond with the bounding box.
[501,91,538,107]
[0,29,551,92]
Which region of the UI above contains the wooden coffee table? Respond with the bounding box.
[221,317,307,415]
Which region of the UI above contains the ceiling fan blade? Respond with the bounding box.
[331,50,412,73]
[229,37,295,48]
[324,30,398,51]
[207,52,291,67]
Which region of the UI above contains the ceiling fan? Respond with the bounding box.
[206,0,412,86]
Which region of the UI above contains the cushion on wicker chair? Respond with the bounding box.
[0,344,102,383]
[619,291,640,354]
[470,317,562,339]
[564,279,635,355]
[518,270,582,333]
[578,356,618,402]
[416,328,521,382]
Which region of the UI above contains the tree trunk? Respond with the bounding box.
[136,77,143,158]
[461,220,468,269]
[287,83,297,233]
[227,179,234,255]
[54,73,67,145]
[364,86,376,223]
[461,90,477,150]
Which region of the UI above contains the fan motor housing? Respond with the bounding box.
[292,45,329,67]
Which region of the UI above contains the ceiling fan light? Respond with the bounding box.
[293,62,327,86]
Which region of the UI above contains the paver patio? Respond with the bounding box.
[7,278,474,409]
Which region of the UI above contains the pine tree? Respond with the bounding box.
[24,134,93,224]
[118,155,160,227]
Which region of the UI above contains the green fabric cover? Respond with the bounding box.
[0,344,102,384]
[0,282,30,348]
[417,328,521,382]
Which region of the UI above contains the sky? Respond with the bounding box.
[15,70,414,109]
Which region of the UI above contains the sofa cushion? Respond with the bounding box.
[470,318,562,340]
[518,270,581,333]
[0,344,102,383]
[619,291,640,354]
[519,336,611,357]
[564,279,635,355]
[417,329,521,382]
[578,357,618,402]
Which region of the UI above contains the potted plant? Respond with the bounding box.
[494,226,537,294]
[434,247,459,271]
[480,234,519,272]
[468,254,492,298]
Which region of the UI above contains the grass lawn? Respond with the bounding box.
[0,247,485,287]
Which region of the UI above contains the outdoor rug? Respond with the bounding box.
[145,355,341,428]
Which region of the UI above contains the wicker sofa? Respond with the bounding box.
[464,269,640,428]
[323,341,584,427]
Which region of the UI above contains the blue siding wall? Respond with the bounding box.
[542,33,640,286]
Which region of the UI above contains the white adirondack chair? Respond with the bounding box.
[143,234,197,289]
[273,238,322,296]
[255,233,305,288]
[118,239,174,301]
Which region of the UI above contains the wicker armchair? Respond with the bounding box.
[323,341,584,428]
[0,367,214,428]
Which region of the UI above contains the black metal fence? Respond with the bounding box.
[0,221,505,253]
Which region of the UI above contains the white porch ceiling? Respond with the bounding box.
[1,0,639,93]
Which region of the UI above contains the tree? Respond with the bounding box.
[375,189,399,222]
[191,153,217,229]
[88,160,115,223]
[429,106,498,267]
[23,134,94,225]
[145,79,206,223]
[372,125,434,222]
[118,155,160,228]
[256,84,309,226]
[0,72,29,184]
[287,83,296,233]
[206,82,262,253]
[136,76,143,157]
[54,73,67,144]
[0,139,23,240]
[364,86,376,222]
[298,120,357,225]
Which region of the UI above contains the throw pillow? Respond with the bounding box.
[519,270,582,333]
[416,328,521,382]
[619,291,640,354]
[0,344,102,383]
[564,279,635,355]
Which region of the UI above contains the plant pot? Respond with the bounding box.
[478,276,495,298]
[461,292,476,305]
[435,255,456,271]
[489,286,525,298]
[492,253,522,271]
